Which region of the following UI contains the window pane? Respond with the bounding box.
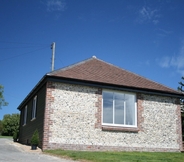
[32,96,37,119]
[114,93,124,124]
[24,106,27,125]
[125,94,135,125]
[103,91,113,124]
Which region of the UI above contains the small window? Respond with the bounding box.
[102,90,137,127]
[32,96,37,120]
[23,106,27,125]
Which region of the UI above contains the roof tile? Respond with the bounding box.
[48,57,180,95]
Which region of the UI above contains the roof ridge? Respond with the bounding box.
[94,58,178,92]
[92,59,177,91]
[121,68,177,92]
[47,56,98,75]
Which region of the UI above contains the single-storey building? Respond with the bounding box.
[18,56,184,152]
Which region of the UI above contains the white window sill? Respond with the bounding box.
[31,118,36,121]
[102,125,139,132]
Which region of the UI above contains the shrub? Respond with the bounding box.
[30,129,39,146]
[0,120,2,135]
[13,131,18,141]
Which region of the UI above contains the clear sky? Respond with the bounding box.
[0,0,184,120]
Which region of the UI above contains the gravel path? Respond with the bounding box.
[0,138,77,162]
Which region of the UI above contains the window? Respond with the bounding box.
[32,96,37,120]
[23,106,27,125]
[102,90,137,127]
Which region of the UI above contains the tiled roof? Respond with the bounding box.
[48,57,181,95]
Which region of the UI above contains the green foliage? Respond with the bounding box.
[13,130,18,140]
[178,77,184,141]
[45,150,184,162]
[0,84,8,109]
[178,76,184,112]
[1,113,20,136]
[0,120,2,135]
[31,129,40,145]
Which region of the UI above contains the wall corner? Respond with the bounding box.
[42,81,55,150]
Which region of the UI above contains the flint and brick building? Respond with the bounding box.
[18,56,184,152]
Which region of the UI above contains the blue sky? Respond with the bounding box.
[1,0,184,119]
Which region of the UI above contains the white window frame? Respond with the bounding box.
[23,106,27,125]
[102,90,137,128]
[31,96,37,120]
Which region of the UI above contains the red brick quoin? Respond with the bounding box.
[42,82,55,150]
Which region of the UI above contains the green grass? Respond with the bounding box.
[44,150,184,162]
[0,135,12,138]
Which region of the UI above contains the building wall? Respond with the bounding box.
[19,84,46,148]
[43,82,182,152]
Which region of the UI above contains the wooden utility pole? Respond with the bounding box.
[51,42,55,71]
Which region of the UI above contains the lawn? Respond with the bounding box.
[45,149,184,162]
[0,135,12,138]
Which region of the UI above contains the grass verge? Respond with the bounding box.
[0,135,12,139]
[45,149,184,162]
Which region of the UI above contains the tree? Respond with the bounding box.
[1,113,20,136]
[0,120,2,135]
[178,77,184,141]
[0,84,8,109]
[178,77,184,112]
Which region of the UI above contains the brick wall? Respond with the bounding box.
[42,82,55,150]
